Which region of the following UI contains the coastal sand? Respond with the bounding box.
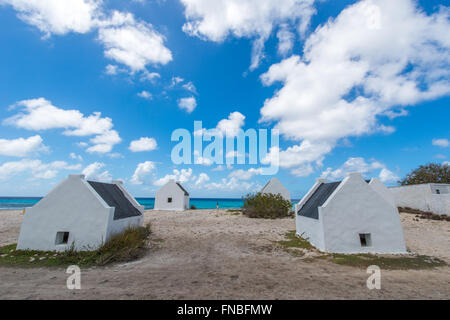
[0,209,449,299]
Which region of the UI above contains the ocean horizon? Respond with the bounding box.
[0,197,300,210]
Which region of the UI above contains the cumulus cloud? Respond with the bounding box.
[177,97,197,113]
[130,161,156,185]
[154,168,193,186]
[180,0,317,70]
[0,159,81,180]
[0,135,47,157]
[321,157,399,184]
[98,16,172,72]
[70,152,83,161]
[432,138,449,148]
[216,111,245,137]
[4,98,121,154]
[203,176,260,192]
[1,1,172,72]
[0,0,102,36]
[195,172,210,186]
[129,137,158,152]
[137,90,153,100]
[228,168,263,181]
[82,162,111,181]
[260,0,450,176]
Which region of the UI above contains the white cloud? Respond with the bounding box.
[0,159,81,180]
[277,24,295,56]
[130,161,156,185]
[0,135,47,157]
[432,138,449,148]
[82,162,111,181]
[203,177,260,192]
[178,97,197,113]
[216,111,245,137]
[2,1,172,72]
[70,152,83,161]
[444,161,450,166]
[180,0,317,70]
[140,71,161,82]
[137,90,153,100]
[0,0,102,37]
[260,0,450,176]
[154,168,193,186]
[129,137,158,152]
[182,81,198,94]
[98,17,172,72]
[321,157,398,184]
[228,168,263,181]
[195,172,210,186]
[4,98,121,154]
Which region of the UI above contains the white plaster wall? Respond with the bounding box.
[369,178,396,207]
[17,176,111,251]
[106,214,143,240]
[295,180,326,251]
[295,211,325,251]
[261,178,291,201]
[321,174,406,254]
[390,184,450,215]
[154,180,189,211]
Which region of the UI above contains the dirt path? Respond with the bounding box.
[0,210,449,299]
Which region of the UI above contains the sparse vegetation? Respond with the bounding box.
[399,163,450,185]
[328,253,446,270]
[276,230,447,270]
[399,207,450,221]
[0,224,151,268]
[242,193,292,219]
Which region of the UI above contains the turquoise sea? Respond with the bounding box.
[0,197,299,210]
[0,197,245,210]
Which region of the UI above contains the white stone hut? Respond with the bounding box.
[295,173,406,254]
[260,177,291,201]
[154,180,190,211]
[17,174,144,252]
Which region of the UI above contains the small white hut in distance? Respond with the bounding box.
[260,178,290,201]
[17,175,144,252]
[154,180,190,211]
[295,173,406,254]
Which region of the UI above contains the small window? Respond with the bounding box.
[167,197,173,203]
[55,232,70,245]
[436,189,440,194]
[359,233,372,247]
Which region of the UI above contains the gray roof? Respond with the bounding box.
[88,181,142,220]
[176,182,189,196]
[297,181,341,219]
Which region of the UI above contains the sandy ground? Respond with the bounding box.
[0,209,449,300]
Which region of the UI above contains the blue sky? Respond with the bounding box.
[0,0,449,198]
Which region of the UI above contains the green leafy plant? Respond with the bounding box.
[399,163,450,185]
[242,192,292,219]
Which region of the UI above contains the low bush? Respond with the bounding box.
[242,193,292,219]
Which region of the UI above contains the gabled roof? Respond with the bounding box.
[176,182,189,196]
[88,181,142,220]
[297,181,341,219]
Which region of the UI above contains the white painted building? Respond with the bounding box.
[390,183,450,216]
[154,180,190,211]
[260,177,291,201]
[17,174,144,252]
[295,173,406,254]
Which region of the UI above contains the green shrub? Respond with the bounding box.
[242,193,292,219]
